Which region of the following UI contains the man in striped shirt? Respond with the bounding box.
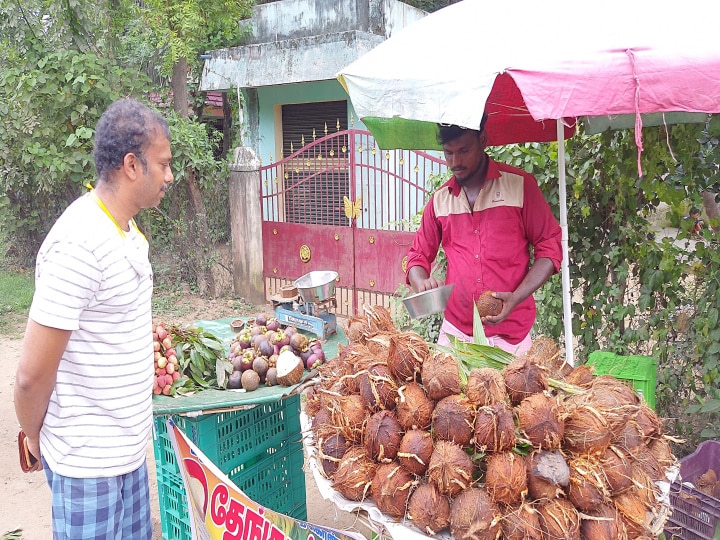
[14,98,173,539]
[406,119,562,355]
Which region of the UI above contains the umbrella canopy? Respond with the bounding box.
[337,0,720,364]
[338,0,720,150]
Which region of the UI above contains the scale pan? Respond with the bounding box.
[294,270,338,303]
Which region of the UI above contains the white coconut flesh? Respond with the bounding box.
[276,349,305,386]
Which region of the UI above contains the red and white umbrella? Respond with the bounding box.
[338,0,720,363]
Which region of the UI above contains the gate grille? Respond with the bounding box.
[260,129,447,317]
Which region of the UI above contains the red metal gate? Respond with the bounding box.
[260,129,446,317]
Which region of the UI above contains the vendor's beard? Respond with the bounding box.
[454,166,482,185]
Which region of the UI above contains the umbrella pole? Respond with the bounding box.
[557,119,575,366]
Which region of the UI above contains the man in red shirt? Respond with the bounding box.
[406,118,562,354]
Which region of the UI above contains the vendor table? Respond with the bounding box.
[152,316,348,540]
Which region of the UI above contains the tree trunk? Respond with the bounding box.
[172,56,217,297]
[186,169,217,297]
[172,58,189,117]
[701,190,719,232]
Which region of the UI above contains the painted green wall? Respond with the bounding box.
[253,80,366,163]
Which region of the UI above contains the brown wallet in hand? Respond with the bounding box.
[18,430,38,472]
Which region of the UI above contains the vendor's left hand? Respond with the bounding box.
[481,291,515,325]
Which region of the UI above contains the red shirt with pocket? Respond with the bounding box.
[406,158,562,343]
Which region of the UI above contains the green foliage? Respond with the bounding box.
[489,122,720,457]
[401,0,460,13]
[139,0,253,76]
[168,323,231,394]
[391,169,451,339]
[390,285,443,343]
[0,267,34,336]
[138,113,229,288]
[0,40,148,264]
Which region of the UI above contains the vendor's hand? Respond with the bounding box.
[481,291,516,326]
[413,277,444,293]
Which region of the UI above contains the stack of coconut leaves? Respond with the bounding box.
[304,305,678,540]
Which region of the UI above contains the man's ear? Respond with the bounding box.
[479,129,488,148]
[122,152,141,180]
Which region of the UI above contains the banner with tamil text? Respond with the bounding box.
[167,418,366,540]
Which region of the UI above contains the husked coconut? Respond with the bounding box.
[580,502,624,540]
[364,410,403,462]
[566,455,610,512]
[600,445,633,495]
[407,482,451,536]
[563,364,595,386]
[537,498,580,540]
[475,290,503,317]
[501,501,543,540]
[370,462,415,518]
[485,451,528,506]
[563,397,612,455]
[474,402,516,453]
[318,432,348,479]
[449,487,502,540]
[387,331,428,383]
[526,450,570,501]
[397,429,434,476]
[516,392,564,450]
[503,355,549,405]
[427,440,474,497]
[332,446,377,502]
[358,363,398,411]
[395,382,435,431]
[421,351,461,401]
[466,367,507,406]
[431,394,474,446]
[327,394,369,443]
[527,335,561,372]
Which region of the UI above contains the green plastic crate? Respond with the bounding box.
[587,351,657,409]
[152,394,307,540]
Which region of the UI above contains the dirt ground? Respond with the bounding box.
[0,296,374,539]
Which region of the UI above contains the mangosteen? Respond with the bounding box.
[241,369,260,391]
[306,353,322,370]
[257,338,274,358]
[290,332,309,353]
[252,356,269,382]
[231,356,244,372]
[227,371,242,389]
[265,317,280,331]
[255,313,268,327]
[265,367,278,386]
[240,350,255,371]
[236,331,252,349]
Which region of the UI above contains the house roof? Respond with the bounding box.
[199,0,426,92]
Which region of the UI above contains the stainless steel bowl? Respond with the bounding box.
[402,284,454,319]
[294,270,339,303]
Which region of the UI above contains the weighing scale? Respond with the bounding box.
[272,270,338,340]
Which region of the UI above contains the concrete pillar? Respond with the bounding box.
[229,147,265,305]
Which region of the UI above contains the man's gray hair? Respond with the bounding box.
[93,98,170,181]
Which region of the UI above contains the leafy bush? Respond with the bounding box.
[0,44,149,265]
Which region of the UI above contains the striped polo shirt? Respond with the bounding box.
[29,193,154,478]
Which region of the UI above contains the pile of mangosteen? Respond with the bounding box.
[227,313,326,391]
